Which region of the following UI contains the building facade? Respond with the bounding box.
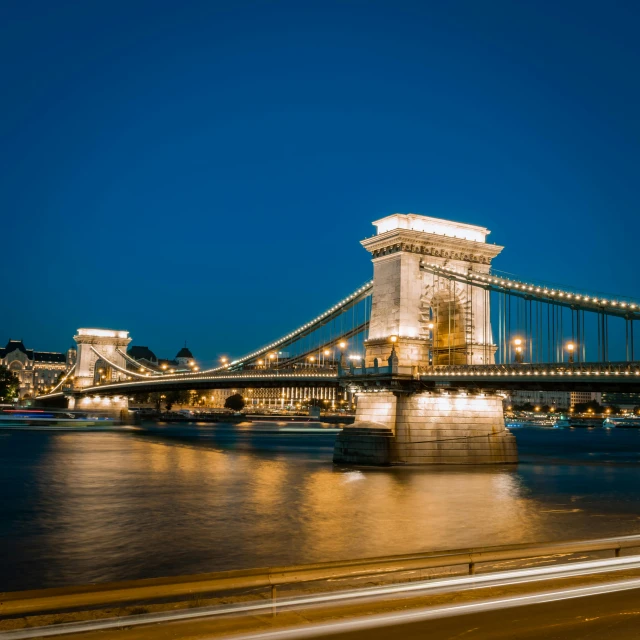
[505,390,602,409]
[0,339,76,398]
[601,392,640,408]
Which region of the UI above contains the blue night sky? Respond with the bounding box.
[2,1,640,365]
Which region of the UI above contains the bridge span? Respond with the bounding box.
[36,213,640,466]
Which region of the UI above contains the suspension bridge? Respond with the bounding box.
[37,213,640,465]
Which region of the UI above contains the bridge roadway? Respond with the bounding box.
[35,360,640,401]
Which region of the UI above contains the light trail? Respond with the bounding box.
[229,577,640,640]
[4,554,640,640]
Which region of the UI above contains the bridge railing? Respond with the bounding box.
[419,361,640,377]
[338,363,416,377]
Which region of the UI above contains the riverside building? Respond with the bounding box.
[0,339,75,398]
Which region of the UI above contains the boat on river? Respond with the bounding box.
[0,409,114,429]
[603,416,640,429]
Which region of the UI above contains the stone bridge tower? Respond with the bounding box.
[67,328,132,413]
[334,214,517,466]
[73,328,132,389]
[362,213,503,370]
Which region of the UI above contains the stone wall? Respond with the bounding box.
[394,392,517,464]
[333,390,518,466]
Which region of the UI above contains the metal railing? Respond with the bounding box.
[420,361,640,377]
[3,534,640,617]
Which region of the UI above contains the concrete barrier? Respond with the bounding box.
[3,534,640,617]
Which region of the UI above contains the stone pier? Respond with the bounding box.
[334,391,517,465]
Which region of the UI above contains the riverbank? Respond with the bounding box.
[3,535,640,636]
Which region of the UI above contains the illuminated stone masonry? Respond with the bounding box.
[73,328,132,390]
[334,213,517,465]
[334,390,517,465]
[362,213,503,369]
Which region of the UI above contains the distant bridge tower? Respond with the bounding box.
[334,214,517,465]
[73,328,132,389]
[67,328,132,413]
[362,213,503,369]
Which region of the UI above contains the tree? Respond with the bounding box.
[0,365,20,401]
[224,393,245,411]
[574,400,604,414]
[164,389,191,411]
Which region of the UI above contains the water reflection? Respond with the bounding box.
[1,426,640,591]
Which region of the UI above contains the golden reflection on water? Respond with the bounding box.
[8,429,637,590]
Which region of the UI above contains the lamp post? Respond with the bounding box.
[566,342,575,364]
[513,338,524,364]
[338,341,347,370]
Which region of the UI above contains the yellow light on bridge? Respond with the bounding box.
[566,343,575,351]
[513,338,522,346]
[390,335,398,343]
[339,341,347,349]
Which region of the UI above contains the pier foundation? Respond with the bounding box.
[334,391,517,465]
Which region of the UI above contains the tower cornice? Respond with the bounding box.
[361,228,503,265]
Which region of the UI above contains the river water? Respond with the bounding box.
[1,422,640,592]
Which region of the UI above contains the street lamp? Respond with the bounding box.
[513,338,523,364]
[566,342,575,364]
